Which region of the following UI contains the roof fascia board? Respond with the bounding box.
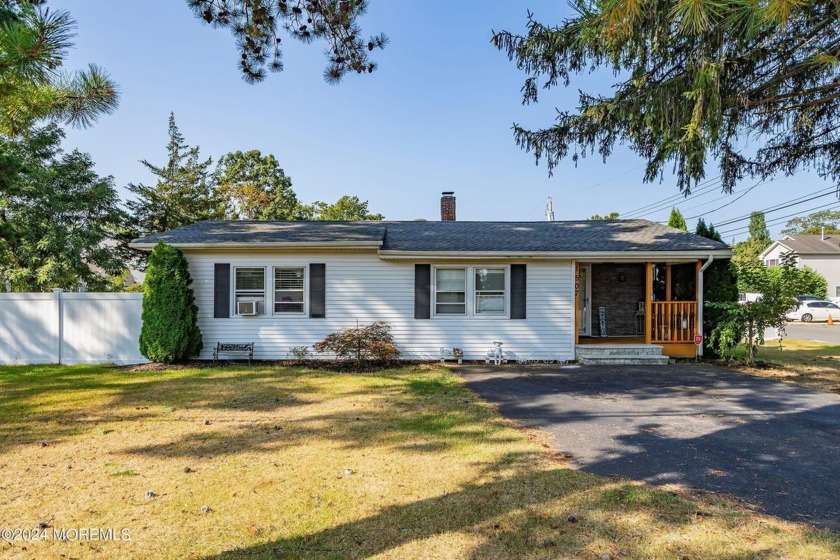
[377,249,733,261]
[129,241,383,251]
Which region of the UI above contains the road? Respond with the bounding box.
[765,322,840,344]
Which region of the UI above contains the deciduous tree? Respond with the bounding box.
[305,195,383,221]
[0,125,129,291]
[782,209,840,235]
[588,211,620,220]
[215,150,302,220]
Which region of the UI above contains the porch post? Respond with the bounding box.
[645,262,652,344]
[665,264,672,302]
[574,261,580,346]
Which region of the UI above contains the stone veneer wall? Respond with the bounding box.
[589,264,646,337]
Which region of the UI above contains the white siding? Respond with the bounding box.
[186,251,575,361]
[799,256,840,297]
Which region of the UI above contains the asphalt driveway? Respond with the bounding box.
[459,364,840,529]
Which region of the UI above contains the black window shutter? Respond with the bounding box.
[214,263,231,318]
[414,264,431,319]
[510,264,526,320]
[309,263,326,318]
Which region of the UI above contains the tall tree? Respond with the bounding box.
[732,211,773,271]
[494,2,840,194]
[748,211,772,249]
[187,0,387,83]
[782,209,840,235]
[695,218,737,357]
[667,207,688,231]
[0,125,129,291]
[695,217,722,241]
[0,2,118,136]
[126,113,225,236]
[305,195,383,221]
[214,150,302,220]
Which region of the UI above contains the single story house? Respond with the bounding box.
[760,234,840,297]
[130,194,732,363]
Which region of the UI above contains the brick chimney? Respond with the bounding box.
[441,192,456,221]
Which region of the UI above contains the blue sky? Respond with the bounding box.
[54,0,836,241]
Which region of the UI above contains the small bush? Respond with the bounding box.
[139,242,202,363]
[314,322,400,368]
[286,346,310,364]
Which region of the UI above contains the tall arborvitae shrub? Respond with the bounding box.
[139,242,202,363]
[695,219,739,358]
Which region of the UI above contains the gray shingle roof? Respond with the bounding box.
[779,234,840,255]
[132,219,730,254]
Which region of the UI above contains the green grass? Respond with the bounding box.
[727,339,840,393]
[0,363,838,559]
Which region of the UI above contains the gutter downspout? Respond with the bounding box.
[697,255,715,357]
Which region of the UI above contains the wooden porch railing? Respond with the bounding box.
[651,301,697,343]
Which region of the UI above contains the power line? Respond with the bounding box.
[718,200,840,236]
[622,176,724,218]
[569,163,647,195]
[686,178,768,220]
[711,186,838,228]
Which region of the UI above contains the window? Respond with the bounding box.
[835,286,840,298]
[234,267,265,314]
[765,259,778,267]
[475,268,506,315]
[435,268,466,315]
[274,267,305,313]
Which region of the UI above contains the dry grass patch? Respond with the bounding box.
[726,339,840,394]
[0,363,837,559]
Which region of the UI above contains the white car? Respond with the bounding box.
[786,300,840,322]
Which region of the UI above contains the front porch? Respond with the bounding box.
[575,261,702,359]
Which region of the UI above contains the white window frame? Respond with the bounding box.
[233,266,267,316]
[433,266,468,317]
[474,267,508,317]
[431,265,510,318]
[272,265,307,316]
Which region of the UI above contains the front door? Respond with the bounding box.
[578,264,591,336]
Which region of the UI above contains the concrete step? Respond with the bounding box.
[577,354,671,366]
[575,344,664,357]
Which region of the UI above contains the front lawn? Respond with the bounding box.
[0,363,838,559]
[728,339,840,394]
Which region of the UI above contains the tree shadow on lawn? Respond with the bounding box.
[197,459,828,560]
[119,370,520,459]
[0,364,320,453]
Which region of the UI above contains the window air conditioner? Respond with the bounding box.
[237,300,259,316]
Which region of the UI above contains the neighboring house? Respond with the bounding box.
[760,234,840,297]
[130,193,731,362]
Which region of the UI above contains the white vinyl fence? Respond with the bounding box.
[0,290,147,365]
